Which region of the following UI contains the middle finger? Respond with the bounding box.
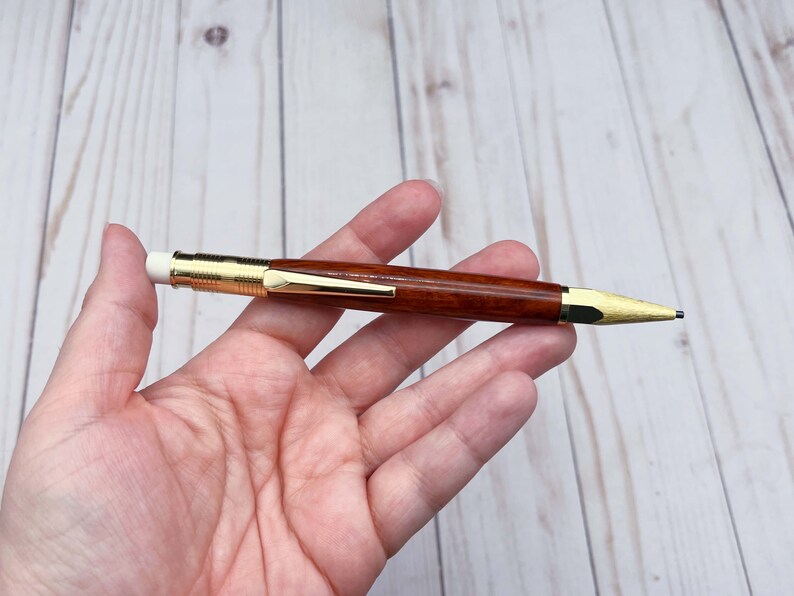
[312,240,540,412]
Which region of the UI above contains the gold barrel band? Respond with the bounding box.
[559,286,571,324]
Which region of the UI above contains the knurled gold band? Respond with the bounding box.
[170,252,271,297]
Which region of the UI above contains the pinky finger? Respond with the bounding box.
[366,371,537,556]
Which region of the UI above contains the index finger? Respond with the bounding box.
[229,180,442,357]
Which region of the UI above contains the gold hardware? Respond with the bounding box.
[169,252,395,299]
[171,252,271,297]
[559,286,571,324]
[262,268,396,297]
[560,286,678,325]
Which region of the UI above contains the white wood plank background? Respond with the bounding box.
[603,1,794,592]
[502,1,747,593]
[3,0,793,593]
[0,0,72,484]
[390,2,593,593]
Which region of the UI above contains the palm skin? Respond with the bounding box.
[0,182,575,595]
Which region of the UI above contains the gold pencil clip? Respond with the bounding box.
[263,268,396,298]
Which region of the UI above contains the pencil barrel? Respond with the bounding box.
[267,259,563,325]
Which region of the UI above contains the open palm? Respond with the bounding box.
[0,182,575,595]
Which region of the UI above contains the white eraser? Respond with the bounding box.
[146,252,173,285]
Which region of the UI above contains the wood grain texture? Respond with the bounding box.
[4,0,794,592]
[24,0,179,409]
[0,0,72,484]
[604,0,794,592]
[391,1,595,593]
[279,3,441,594]
[502,0,748,592]
[154,0,282,381]
[268,259,563,324]
[721,0,794,221]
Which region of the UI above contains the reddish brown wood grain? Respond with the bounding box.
[268,259,562,324]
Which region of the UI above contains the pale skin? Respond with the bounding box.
[0,181,575,595]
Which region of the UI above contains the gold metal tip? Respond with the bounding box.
[560,287,679,325]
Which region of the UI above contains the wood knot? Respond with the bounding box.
[675,332,690,350]
[426,79,453,96]
[204,26,229,47]
[771,36,794,58]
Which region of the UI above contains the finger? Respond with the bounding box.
[313,240,540,412]
[39,225,158,415]
[367,371,536,556]
[230,180,442,357]
[358,322,575,474]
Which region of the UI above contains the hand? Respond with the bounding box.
[0,181,575,595]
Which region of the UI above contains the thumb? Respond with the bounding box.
[39,224,158,415]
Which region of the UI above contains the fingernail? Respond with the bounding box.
[423,178,444,199]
